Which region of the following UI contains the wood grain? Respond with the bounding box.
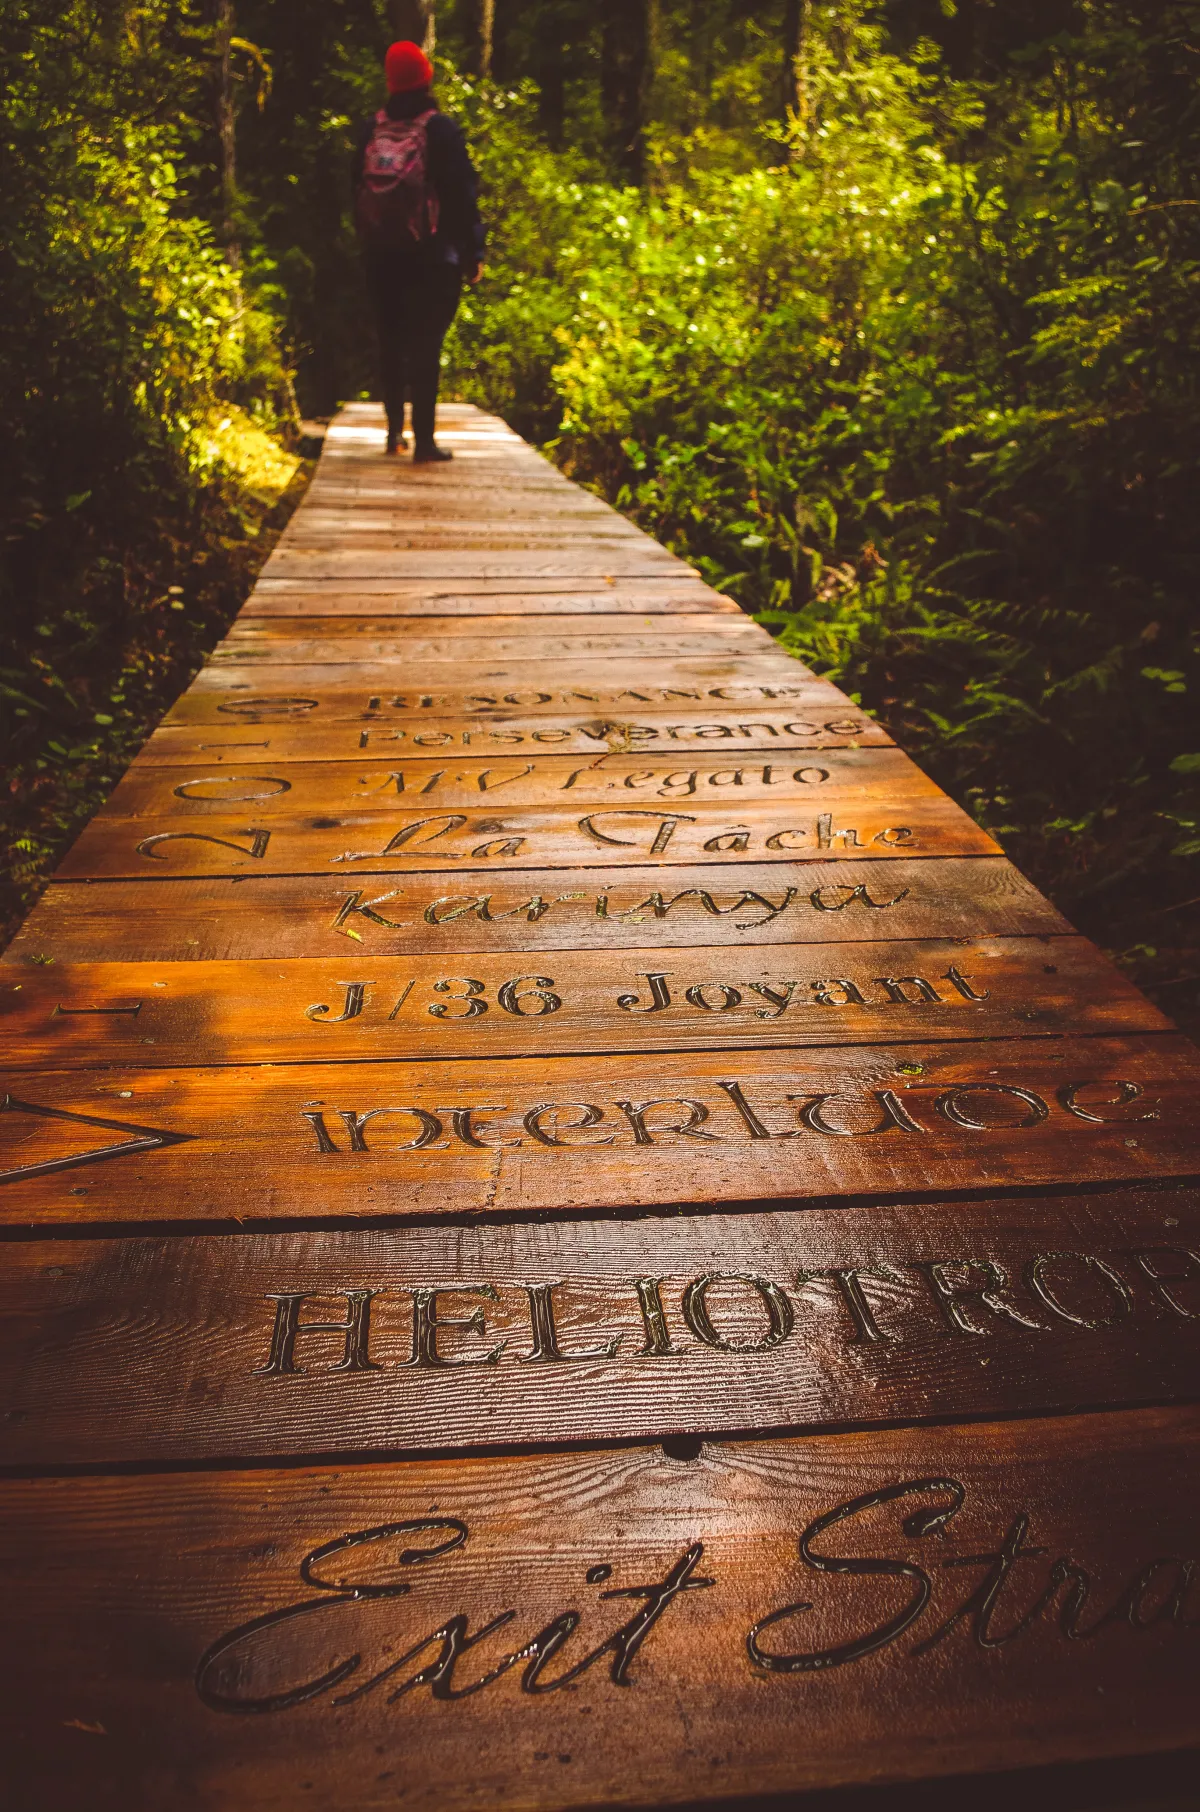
[259,550,698,582]
[8,858,1068,962]
[2,1408,1199,1811]
[4,398,1196,1809]
[54,796,999,880]
[166,674,837,727]
[2,1192,1197,1464]
[184,654,812,700]
[244,583,740,614]
[100,748,936,819]
[135,709,893,765]
[0,1035,1195,1225]
[0,937,1167,1069]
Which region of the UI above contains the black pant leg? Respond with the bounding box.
[365,252,413,440]
[409,264,463,448]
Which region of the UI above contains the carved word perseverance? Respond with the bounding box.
[195,1479,1200,1714]
[299,1078,1157,1156]
[253,1246,1200,1376]
[353,719,871,749]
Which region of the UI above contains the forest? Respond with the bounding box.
[2,0,1197,1032]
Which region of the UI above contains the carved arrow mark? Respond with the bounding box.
[0,1094,195,1184]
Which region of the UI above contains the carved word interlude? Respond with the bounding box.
[299,1079,1156,1156]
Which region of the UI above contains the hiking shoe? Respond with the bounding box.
[413,442,453,464]
[384,432,407,455]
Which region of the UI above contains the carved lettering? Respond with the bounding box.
[257,1290,383,1376]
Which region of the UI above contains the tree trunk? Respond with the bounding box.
[782,0,810,133]
[215,0,239,265]
[479,0,494,78]
[601,0,653,184]
[388,0,436,54]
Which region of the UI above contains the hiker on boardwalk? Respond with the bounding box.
[352,40,485,462]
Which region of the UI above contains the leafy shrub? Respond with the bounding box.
[444,6,1200,1023]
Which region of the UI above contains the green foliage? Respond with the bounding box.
[442,1,1200,1020]
[0,0,302,938]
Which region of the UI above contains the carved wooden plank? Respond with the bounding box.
[0,1035,1194,1225]
[0,937,1166,1069]
[166,674,835,727]
[9,857,1067,962]
[3,1408,1199,1809]
[54,797,997,880]
[136,709,891,765]
[185,654,811,698]
[101,748,938,819]
[3,1193,1197,1465]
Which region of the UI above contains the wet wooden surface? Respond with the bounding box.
[0,937,1168,1068]
[1,1035,1196,1226]
[10,858,1068,960]
[3,1408,1200,1812]
[3,402,1199,1809]
[138,710,892,763]
[3,1191,1197,1464]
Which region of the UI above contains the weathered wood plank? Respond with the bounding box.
[53,797,997,880]
[212,624,772,665]
[185,655,812,700]
[100,748,937,819]
[166,672,833,726]
[2,1409,1199,1810]
[243,584,739,614]
[259,551,698,583]
[3,1193,1197,1465]
[8,858,1067,962]
[0,936,1163,1068]
[0,1035,1194,1225]
[136,709,891,765]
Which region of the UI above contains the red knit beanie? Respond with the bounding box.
[385,40,433,92]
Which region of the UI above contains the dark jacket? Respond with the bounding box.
[353,88,485,277]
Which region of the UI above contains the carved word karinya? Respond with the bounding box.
[332,881,910,939]
[195,1477,1200,1714]
[253,1246,1200,1376]
[303,965,989,1027]
[299,1078,1157,1155]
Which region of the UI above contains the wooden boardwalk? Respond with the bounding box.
[2,402,1199,1808]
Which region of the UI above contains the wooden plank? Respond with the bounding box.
[258,550,698,582]
[100,748,938,819]
[0,936,1164,1069]
[53,796,998,880]
[0,1035,1194,1225]
[3,1190,1198,1465]
[244,584,738,614]
[8,857,1069,962]
[211,628,774,663]
[136,711,894,764]
[166,673,833,726]
[3,1408,1199,1810]
[185,655,812,700]
[218,609,762,635]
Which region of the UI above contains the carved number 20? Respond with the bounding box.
[429,976,562,1019]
